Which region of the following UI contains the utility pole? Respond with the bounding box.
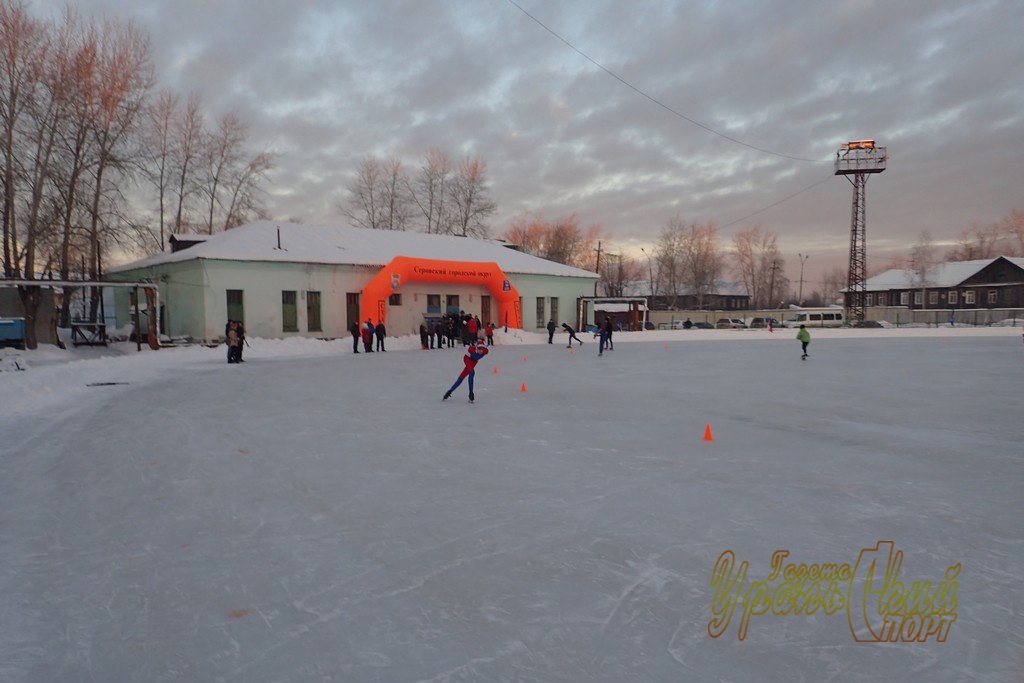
[797,253,809,304]
[768,259,780,309]
[593,240,602,296]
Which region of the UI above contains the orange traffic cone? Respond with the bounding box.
[521,382,527,393]
[523,355,528,362]
[704,423,714,442]
[493,366,498,374]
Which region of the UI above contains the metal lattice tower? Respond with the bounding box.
[835,140,887,321]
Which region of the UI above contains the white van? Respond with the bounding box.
[783,308,845,328]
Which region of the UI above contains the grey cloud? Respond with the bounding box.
[24,0,1024,284]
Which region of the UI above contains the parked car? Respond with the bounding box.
[692,321,713,329]
[715,318,747,329]
[748,317,780,329]
[852,319,885,328]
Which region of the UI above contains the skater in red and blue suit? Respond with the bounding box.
[443,341,489,402]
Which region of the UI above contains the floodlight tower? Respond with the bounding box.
[835,139,887,321]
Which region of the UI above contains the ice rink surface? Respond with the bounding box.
[2,328,1022,682]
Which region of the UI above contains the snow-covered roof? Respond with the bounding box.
[864,256,1024,290]
[111,221,599,279]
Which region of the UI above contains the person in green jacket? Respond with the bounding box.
[796,324,810,359]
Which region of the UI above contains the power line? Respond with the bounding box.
[720,174,835,230]
[504,0,827,164]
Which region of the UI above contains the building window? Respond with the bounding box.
[427,294,440,313]
[226,289,244,324]
[306,291,322,332]
[964,291,976,305]
[282,291,298,332]
[948,290,957,305]
[388,293,401,306]
[536,297,545,328]
[913,291,922,305]
[900,292,909,306]
[446,295,459,314]
[988,289,998,304]
[550,297,559,324]
[866,293,873,306]
[928,291,938,305]
[877,293,886,306]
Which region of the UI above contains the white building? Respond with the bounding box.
[109,221,599,342]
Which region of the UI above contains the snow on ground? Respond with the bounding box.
[1,325,1022,682]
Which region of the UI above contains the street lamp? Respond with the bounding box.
[797,253,810,304]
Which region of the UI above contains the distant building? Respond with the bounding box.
[108,221,598,342]
[648,281,750,311]
[854,256,1024,311]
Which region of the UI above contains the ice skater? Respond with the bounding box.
[443,340,490,403]
[796,324,810,359]
[562,322,584,348]
[594,325,608,356]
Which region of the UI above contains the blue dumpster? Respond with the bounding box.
[0,317,26,348]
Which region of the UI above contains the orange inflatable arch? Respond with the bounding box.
[360,256,523,329]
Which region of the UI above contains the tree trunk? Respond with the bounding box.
[17,285,42,350]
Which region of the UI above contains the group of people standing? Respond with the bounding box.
[351,319,387,353]
[418,312,495,351]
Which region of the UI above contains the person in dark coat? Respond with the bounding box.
[547,319,556,344]
[350,320,360,353]
[420,323,430,349]
[562,323,584,347]
[375,320,387,352]
[603,317,614,351]
[434,320,445,349]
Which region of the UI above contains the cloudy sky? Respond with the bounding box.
[26,0,1024,286]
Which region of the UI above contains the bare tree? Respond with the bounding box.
[340,155,384,230]
[220,148,273,230]
[199,111,245,234]
[653,217,686,309]
[447,155,496,238]
[409,148,451,234]
[599,251,642,297]
[909,230,936,286]
[732,225,785,309]
[0,0,52,280]
[171,92,203,232]
[502,212,600,269]
[503,210,546,255]
[379,156,411,231]
[820,267,847,306]
[948,222,1004,261]
[0,0,59,348]
[681,221,723,310]
[140,89,178,251]
[81,14,153,323]
[1003,208,1024,255]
